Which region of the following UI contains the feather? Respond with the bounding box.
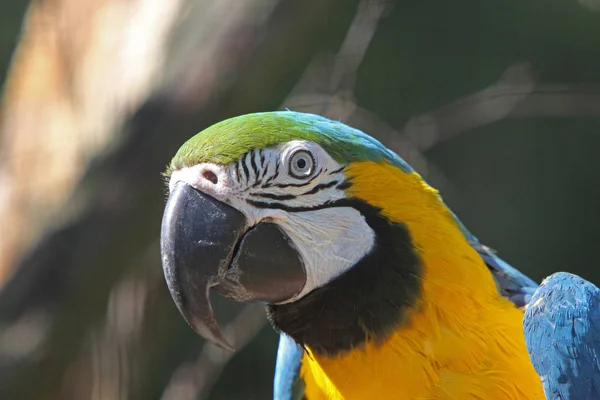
[474,243,538,308]
[524,272,600,399]
[166,111,413,175]
[274,333,305,400]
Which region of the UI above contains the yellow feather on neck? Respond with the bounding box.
[301,161,543,400]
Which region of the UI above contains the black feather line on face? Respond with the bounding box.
[246,199,335,212]
[336,181,352,191]
[233,160,241,184]
[262,161,280,187]
[249,192,297,201]
[266,198,423,357]
[328,166,345,175]
[237,158,246,185]
[250,150,259,180]
[273,172,320,188]
[301,180,339,196]
[260,151,267,172]
[242,154,251,183]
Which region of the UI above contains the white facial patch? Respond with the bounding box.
[167,140,376,301]
[277,207,375,302]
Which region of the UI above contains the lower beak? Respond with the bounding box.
[160,182,306,350]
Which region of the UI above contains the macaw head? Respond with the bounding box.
[161,111,464,354]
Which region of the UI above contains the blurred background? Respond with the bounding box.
[1,0,600,398]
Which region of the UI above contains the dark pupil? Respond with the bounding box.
[296,158,306,170]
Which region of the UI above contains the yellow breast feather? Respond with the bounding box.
[300,161,544,400]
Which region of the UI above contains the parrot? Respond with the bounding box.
[159,111,597,399]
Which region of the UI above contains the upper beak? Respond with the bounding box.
[160,182,306,350]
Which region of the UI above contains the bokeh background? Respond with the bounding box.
[1,0,600,399]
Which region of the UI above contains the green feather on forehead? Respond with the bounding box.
[164,109,480,264]
[166,111,412,176]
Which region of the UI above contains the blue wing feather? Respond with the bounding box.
[474,243,538,308]
[524,272,600,399]
[274,333,304,400]
[454,214,539,308]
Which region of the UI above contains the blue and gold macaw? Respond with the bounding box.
[159,111,599,399]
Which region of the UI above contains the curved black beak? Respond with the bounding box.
[160,182,305,350]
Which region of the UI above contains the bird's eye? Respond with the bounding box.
[288,150,315,179]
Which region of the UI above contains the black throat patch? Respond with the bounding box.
[266,198,423,357]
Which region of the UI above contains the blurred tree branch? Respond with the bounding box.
[0,0,356,399]
[284,0,457,197]
[161,304,266,400]
[400,63,600,152]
